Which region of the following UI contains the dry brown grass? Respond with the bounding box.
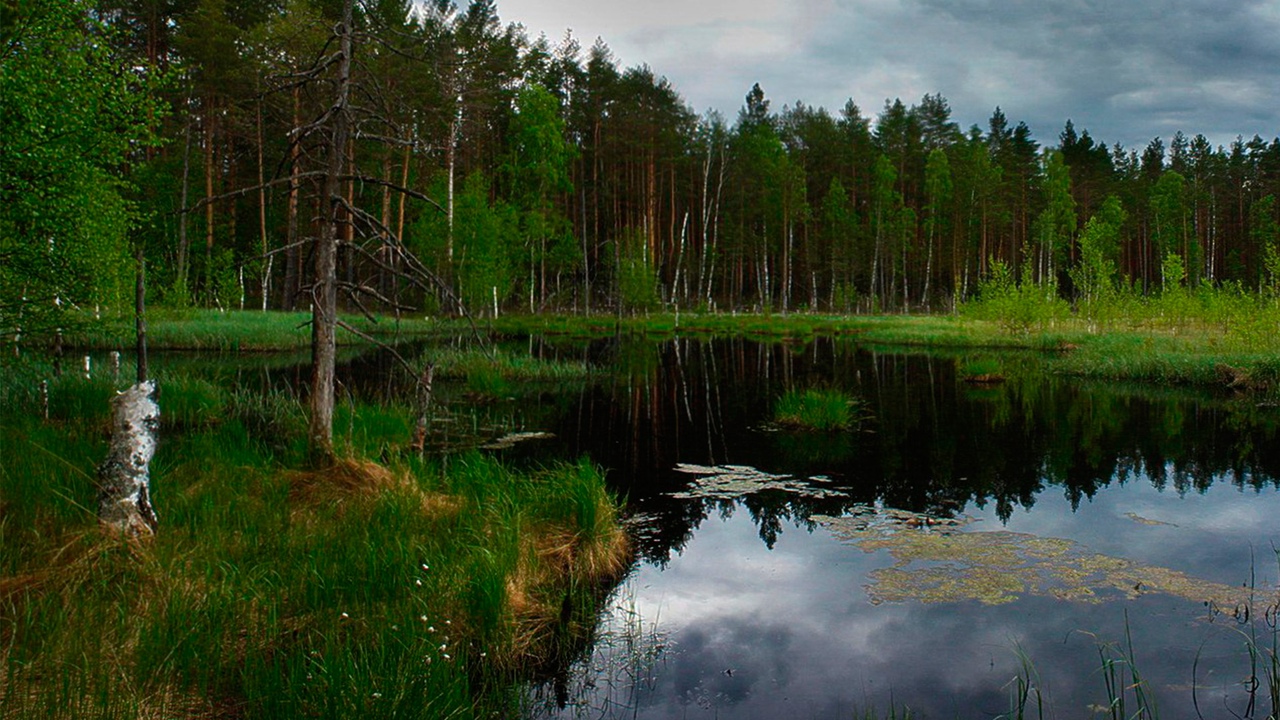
[286,457,460,518]
[499,520,631,669]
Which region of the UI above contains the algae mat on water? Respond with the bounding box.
[813,509,1252,609]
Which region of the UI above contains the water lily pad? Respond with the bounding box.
[670,463,847,500]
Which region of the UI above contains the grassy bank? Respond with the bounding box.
[59,303,1280,391]
[0,367,629,718]
[458,311,1280,392]
[69,308,444,352]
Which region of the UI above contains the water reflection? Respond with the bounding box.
[508,339,1280,559]
[505,338,1280,718]
[537,485,1280,719]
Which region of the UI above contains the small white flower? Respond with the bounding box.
[419,615,428,622]
[340,612,349,620]
[421,563,429,571]
[372,693,382,699]
[439,644,448,652]
[415,579,423,587]
[443,653,451,661]
[427,626,436,633]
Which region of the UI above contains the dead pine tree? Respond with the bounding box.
[272,0,484,464]
[305,0,354,463]
[179,0,489,465]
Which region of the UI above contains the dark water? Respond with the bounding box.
[493,337,1280,720]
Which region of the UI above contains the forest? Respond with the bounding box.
[5,0,1280,340]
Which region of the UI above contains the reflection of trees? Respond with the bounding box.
[533,337,1280,561]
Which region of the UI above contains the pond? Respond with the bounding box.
[486,337,1280,719]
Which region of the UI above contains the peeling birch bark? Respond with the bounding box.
[97,380,160,535]
[410,364,435,455]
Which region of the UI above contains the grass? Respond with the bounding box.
[68,307,444,352]
[0,366,629,718]
[773,387,866,431]
[417,346,593,400]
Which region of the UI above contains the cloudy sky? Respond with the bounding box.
[493,0,1280,151]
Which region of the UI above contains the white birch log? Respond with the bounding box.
[97,380,160,535]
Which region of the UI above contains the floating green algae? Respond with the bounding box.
[813,509,1251,608]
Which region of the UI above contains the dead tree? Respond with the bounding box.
[306,0,353,463]
[181,0,487,464]
[98,380,160,535]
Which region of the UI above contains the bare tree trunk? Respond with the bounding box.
[177,99,193,300]
[258,98,270,311]
[380,150,393,300]
[309,0,352,464]
[204,105,216,304]
[394,141,410,319]
[282,87,301,310]
[98,381,160,536]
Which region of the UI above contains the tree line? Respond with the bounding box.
[6,0,1280,334]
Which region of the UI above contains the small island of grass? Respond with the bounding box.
[773,387,867,431]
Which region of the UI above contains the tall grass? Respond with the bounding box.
[773,388,866,431]
[0,365,629,718]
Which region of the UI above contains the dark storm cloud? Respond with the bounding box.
[493,0,1280,149]
[909,0,1278,141]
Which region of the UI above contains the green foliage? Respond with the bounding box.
[0,0,162,343]
[615,227,661,313]
[1254,196,1280,297]
[1032,150,1076,281]
[1071,195,1126,323]
[412,172,522,316]
[967,259,1070,334]
[923,150,952,245]
[821,177,861,307]
[205,246,241,310]
[503,83,579,308]
[1151,171,1198,284]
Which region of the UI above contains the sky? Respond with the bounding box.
[490,0,1280,152]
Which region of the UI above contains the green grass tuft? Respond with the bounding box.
[773,387,865,431]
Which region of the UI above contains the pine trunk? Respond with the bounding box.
[309,0,352,464]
